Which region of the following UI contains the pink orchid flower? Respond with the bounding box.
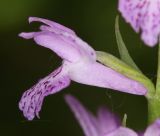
[118,0,160,47]
[65,94,160,136]
[18,17,146,120]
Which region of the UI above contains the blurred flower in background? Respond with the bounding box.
[118,0,160,47]
[65,94,160,136]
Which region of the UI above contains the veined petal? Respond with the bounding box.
[68,61,146,95]
[107,127,138,136]
[19,66,71,120]
[97,107,120,135]
[65,94,100,136]
[119,0,160,46]
[144,119,160,136]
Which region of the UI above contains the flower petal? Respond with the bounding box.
[107,127,138,136]
[118,0,141,32]
[40,25,97,60]
[19,66,70,120]
[97,107,120,135]
[29,17,96,59]
[69,61,147,95]
[19,17,96,62]
[118,0,160,46]
[65,94,100,136]
[144,119,160,136]
[33,31,82,62]
[19,30,96,62]
[29,17,76,36]
[19,30,86,62]
[19,32,35,39]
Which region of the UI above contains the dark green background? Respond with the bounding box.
[0,0,158,135]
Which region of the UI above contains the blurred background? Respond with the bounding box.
[0,0,158,135]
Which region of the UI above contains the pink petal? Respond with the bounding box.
[97,107,120,135]
[68,61,147,95]
[33,31,82,62]
[107,127,138,136]
[118,0,160,46]
[144,119,160,136]
[29,17,76,36]
[65,94,100,136]
[19,32,35,39]
[19,17,96,61]
[19,31,81,62]
[19,66,70,120]
[39,24,96,60]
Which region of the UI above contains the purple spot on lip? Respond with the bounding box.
[59,81,63,84]
[44,81,50,85]
[22,92,27,98]
[51,86,55,89]
[31,92,37,100]
[47,84,52,88]
[28,91,32,96]
[37,91,41,94]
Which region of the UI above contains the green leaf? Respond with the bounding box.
[115,16,140,72]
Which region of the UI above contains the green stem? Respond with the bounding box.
[147,95,160,124]
[147,41,160,124]
[156,41,160,95]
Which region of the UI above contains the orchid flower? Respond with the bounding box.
[65,94,160,136]
[118,0,160,47]
[18,17,146,120]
